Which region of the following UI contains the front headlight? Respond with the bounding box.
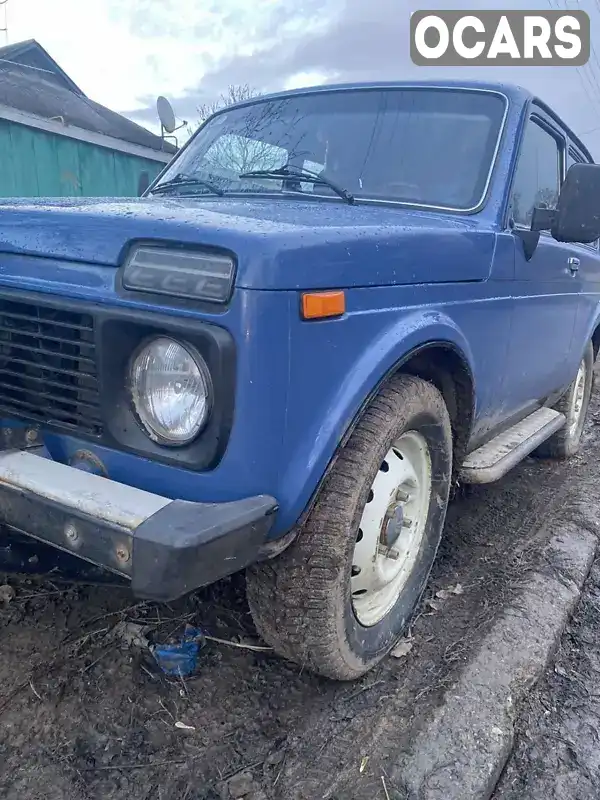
[130,337,212,446]
[122,245,235,304]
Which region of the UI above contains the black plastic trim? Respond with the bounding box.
[0,285,237,471]
[133,495,278,601]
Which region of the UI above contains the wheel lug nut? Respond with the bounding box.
[402,518,413,528]
[396,489,410,502]
[378,544,400,560]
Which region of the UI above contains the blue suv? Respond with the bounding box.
[0,80,598,680]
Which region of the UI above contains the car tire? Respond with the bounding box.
[534,341,594,460]
[246,374,453,681]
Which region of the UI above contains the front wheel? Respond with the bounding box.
[246,374,453,681]
[534,341,594,460]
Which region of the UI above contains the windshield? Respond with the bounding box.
[154,87,507,210]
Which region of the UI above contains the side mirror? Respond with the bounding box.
[551,163,600,244]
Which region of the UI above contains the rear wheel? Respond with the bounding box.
[534,342,594,460]
[246,374,453,681]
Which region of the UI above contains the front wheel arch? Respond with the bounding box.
[293,341,475,532]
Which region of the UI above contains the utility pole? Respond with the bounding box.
[0,0,8,46]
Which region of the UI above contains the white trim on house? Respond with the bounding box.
[0,102,173,164]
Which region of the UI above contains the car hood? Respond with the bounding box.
[0,196,496,289]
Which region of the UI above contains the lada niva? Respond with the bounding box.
[0,80,598,680]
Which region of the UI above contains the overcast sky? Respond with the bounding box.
[7,0,600,156]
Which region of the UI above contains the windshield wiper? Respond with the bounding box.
[150,172,224,197]
[239,165,355,204]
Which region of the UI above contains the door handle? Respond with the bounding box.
[567,257,580,274]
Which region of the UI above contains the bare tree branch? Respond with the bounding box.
[186,84,286,176]
[196,84,261,126]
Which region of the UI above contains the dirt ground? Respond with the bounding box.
[1,393,600,800]
[493,559,600,800]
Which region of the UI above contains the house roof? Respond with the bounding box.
[0,40,177,155]
[0,39,85,95]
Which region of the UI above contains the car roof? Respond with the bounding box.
[234,78,532,104]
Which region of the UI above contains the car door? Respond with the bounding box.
[565,144,600,355]
[504,108,581,419]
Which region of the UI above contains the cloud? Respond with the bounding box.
[115,0,343,130]
[143,0,600,155]
[6,0,600,155]
[8,0,329,126]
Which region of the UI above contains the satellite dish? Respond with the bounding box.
[157,96,177,134]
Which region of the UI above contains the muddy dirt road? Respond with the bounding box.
[1,394,599,800]
[494,558,600,800]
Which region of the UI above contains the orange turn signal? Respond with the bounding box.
[301,290,346,320]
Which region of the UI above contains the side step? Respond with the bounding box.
[459,407,566,485]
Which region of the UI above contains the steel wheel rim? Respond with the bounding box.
[568,359,587,437]
[351,430,432,628]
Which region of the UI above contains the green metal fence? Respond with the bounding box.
[0,118,164,197]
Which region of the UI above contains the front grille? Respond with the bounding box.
[0,298,102,436]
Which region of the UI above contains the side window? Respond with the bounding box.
[567,149,581,171]
[511,119,562,228]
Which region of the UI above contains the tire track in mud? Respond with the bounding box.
[0,393,599,800]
